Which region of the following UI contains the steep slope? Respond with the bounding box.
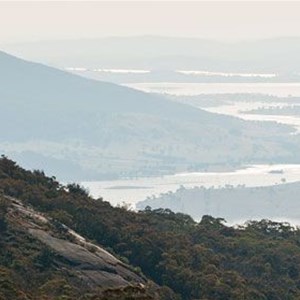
[0,194,174,300]
[0,50,298,180]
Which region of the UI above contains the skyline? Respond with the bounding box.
[1,1,300,44]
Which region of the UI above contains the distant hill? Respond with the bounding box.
[3,36,300,75]
[137,182,300,224]
[0,50,299,180]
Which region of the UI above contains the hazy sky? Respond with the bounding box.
[0,1,300,44]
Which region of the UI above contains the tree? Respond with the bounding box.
[0,198,8,233]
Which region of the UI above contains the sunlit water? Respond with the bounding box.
[125,82,300,97]
[82,83,300,221]
[204,101,300,132]
[175,70,277,78]
[82,164,300,208]
[125,82,300,131]
[65,67,150,74]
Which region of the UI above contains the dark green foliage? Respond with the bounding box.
[0,197,8,233]
[66,183,89,197]
[33,248,55,271]
[1,157,300,299]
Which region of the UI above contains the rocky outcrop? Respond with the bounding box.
[4,195,149,292]
[28,228,145,289]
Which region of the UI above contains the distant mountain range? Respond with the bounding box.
[3,36,300,82]
[1,50,300,180]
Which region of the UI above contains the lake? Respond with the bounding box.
[82,164,300,208]
[81,82,300,208]
[125,82,300,131]
[124,82,300,97]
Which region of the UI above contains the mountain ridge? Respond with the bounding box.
[3,36,300,73]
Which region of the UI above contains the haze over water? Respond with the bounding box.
[81,82,300,209]
[125,82,300,132]
[82,164,300,208]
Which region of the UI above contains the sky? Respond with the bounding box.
[0,1,300,44]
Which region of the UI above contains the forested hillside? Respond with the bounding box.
[1,157,300,299]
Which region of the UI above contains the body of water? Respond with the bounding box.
[125,82,300,131]
[82,164,300,208]
[125,82,300,97]
[82,83,300,209]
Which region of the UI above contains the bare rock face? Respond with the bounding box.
[28,228,144,289]
[4,195,150,294]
